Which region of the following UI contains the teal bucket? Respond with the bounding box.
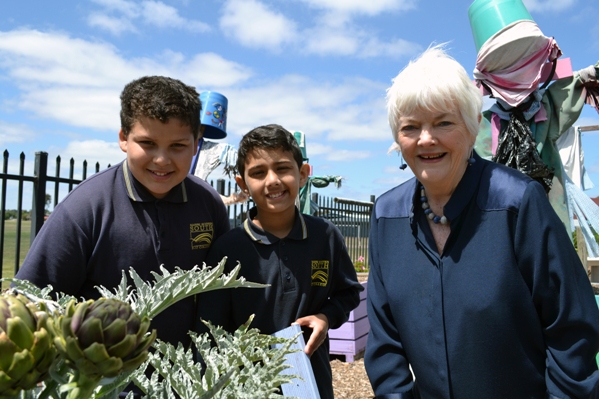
[468,0,533,51]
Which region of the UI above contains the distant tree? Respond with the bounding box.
[45,193,52,216]
[21,210,31,220]
[4,209,18,220]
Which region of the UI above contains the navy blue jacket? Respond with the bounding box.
[197,207,363,399]
[16,161,230,348]
[365,152,599,399]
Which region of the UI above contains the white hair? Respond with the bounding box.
[386,44,483,142]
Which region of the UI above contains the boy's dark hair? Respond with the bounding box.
[120,76,201,138]
[236,124,304,178]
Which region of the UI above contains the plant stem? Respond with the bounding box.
[65,374,102,399]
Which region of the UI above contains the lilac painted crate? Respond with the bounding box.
[329,281,369,362]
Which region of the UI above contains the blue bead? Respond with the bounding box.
[433,215,441,223]
[424,209,432,215]
[420,196,427,202]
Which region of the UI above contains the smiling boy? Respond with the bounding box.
[16,76,230,350]
[196,124,363,399]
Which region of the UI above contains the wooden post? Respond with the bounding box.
[575,223,588,273]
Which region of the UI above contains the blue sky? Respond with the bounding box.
[1,0,598,209]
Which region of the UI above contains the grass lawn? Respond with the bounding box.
[2,219,31,290]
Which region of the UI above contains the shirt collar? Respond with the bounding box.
[412,150,484,224]
[121,160,188,203]
[242,206,308,244]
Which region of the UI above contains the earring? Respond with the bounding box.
[467,148,476,165]
[399,153,407,170]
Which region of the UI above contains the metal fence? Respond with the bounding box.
[312,194,374,269]
[1,150,373,281]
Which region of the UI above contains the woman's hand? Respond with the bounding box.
[294,313,329,357]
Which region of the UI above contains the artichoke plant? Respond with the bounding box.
[51,298,156,399]
[0,290,57,398]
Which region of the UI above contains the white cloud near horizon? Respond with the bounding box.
[0,121,36,147]
[88,0,210,34]
[54,139,124,168]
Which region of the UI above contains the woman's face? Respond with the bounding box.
[397,107,475,194]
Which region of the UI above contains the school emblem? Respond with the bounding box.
[190,222,213,250]
[311,260,329,287]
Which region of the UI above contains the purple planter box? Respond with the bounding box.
[329,281,369,362]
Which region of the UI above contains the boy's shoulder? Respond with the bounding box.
[301,213,336,231]
[183,174,225,203]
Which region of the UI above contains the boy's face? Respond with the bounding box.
[119,116,198,199]
[236,147,309,218]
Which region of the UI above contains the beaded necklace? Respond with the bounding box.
[419,184,449,225]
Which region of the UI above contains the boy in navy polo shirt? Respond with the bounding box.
[197,124,363,399]
[16,76,230,350]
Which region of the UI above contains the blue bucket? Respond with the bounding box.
[468,0,533,51]
[200,91,228,139]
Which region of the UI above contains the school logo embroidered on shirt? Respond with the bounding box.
[190,222,213,249]
[311,260,329,287]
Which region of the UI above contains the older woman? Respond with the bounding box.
[364,45,599,399]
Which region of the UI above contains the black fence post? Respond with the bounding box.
[216,179,225,195]
[0,150,8,268]
[31,151,48,243]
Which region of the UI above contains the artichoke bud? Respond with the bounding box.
[0,291,58,397]
[54,298,156,379]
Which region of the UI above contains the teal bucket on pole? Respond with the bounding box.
[468,0,533,51]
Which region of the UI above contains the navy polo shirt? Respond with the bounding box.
[197,207,363,399]
[16,160,230,347]
[364,152,599,399]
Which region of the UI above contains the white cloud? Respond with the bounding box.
[0,121,36,146]
[222,74,390,142]
[21,88,120,131]
[87,13,138,35]
[523,0,576,12]
[220,0,298,50]
[308,142,371,161]
[359,37,421,58]
[0,29,393,150]
[0,30,253,130]
[88,0,210,34]
[303,21,420,58]
[57,139,124,169]
[90,0,139,17]
[141,1,210,32]
[298,0,416,15]
[303,25,359,56]
[215,0,419,58]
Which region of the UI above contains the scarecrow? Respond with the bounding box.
[190,91,247,205]
[469,0,599,257]
[292,131,343,215]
